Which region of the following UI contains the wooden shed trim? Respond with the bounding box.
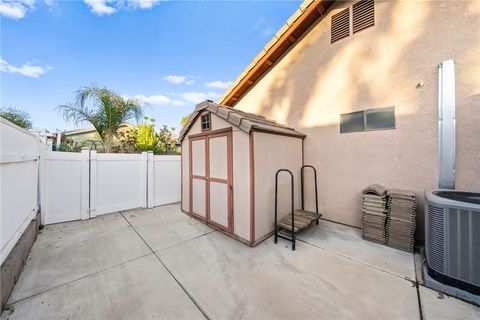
[249,131,255,244]
[250,127,306,140]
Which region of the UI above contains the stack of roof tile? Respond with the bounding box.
[361,184,388,245]
[386,189,417,252]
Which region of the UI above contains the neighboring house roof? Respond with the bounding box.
[63,123,133,136]
[219,0,334,106]
[179,100,306,141]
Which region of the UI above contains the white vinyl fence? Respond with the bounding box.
[149,153,182,207]
[41,150,181,225]
[40,151,89,224]
[0,118,40,264]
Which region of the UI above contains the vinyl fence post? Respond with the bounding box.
[140,152,148,208]
[39,150,46,225]
[80,149,90,220]
[147,151,154,208]
[89,150,97,218]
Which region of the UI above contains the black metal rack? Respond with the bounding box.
[301,165,319,225]
[274,169,296,249]
[274,165,321,251]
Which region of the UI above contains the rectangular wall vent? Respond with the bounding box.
[331,8,350,43]
[352,0,375,34]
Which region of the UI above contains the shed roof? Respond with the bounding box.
[179,100,306,141]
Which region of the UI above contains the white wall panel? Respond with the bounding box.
[152,155,181,207]
[1,118,40,264]
[40,151,180,225]
[95,153,146,215]
[40,151,88,225]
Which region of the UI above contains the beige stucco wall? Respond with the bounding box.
[181,113,251,242]
[65,131,99,144]
[65,125,133,145]
[233,0,480,241]
[253,132,303,242]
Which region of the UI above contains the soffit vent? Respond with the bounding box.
[331,8,350,43]
[352,0,375,34]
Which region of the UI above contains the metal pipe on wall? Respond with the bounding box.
[437,59,456,189]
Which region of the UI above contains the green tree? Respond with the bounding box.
[135,117,160,153]
[57,85,144,152]
[0,107,33,129]
[158,125,178,154]
[112,128,137,153]
[181,114,190,126]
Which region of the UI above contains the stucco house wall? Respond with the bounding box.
[232,0,480,241]
[64,124,134,150]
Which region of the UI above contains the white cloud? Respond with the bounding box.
[204,80,233,90]
[84,0,163,15]
[127,94,189,108]
[126,0,161,9]
[164,75,195,86]
[0,0,35,19]
[132,94,171,106]
[124,91,220,108]
[84,0,116,15]
[0,0,163,19]
[164,75,186,84]
[182,92,219,104]
[0,57,50,78]
[171,100,187,107]
[252,17,275,38]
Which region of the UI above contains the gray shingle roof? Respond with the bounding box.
[179,100,306,141]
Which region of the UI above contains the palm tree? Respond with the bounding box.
[58,85,145,152]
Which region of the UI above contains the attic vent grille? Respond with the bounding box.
[352,0,375,34]
[331,8,350,43]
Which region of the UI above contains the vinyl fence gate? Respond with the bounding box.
[40,150,181,225]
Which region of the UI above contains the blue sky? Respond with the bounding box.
[1,0,300,132]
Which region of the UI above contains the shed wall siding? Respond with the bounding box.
[233,0,480,241]
[253,132,303,241]
[233,130,251,241]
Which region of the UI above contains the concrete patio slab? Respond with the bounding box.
[419,286,480,319]
[3,205,479,320]
[0,255,205,320]
[7,213,151,303]
[157,231,420,319]
[299,219,415,279]
[123,204,213,251]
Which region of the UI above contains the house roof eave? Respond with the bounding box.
[218,0,334,107]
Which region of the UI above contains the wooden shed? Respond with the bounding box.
[179,100,306,245]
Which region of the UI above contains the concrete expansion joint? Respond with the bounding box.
[296,237,413,282]
[5,252,153,307]
[119,211,212,320]
[157,230,217,253]
[415,283,424,320]
[296,236,429,319]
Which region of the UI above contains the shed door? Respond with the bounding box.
[207,131,232,232]
[189,129,233,233]
[190,138,207,219]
